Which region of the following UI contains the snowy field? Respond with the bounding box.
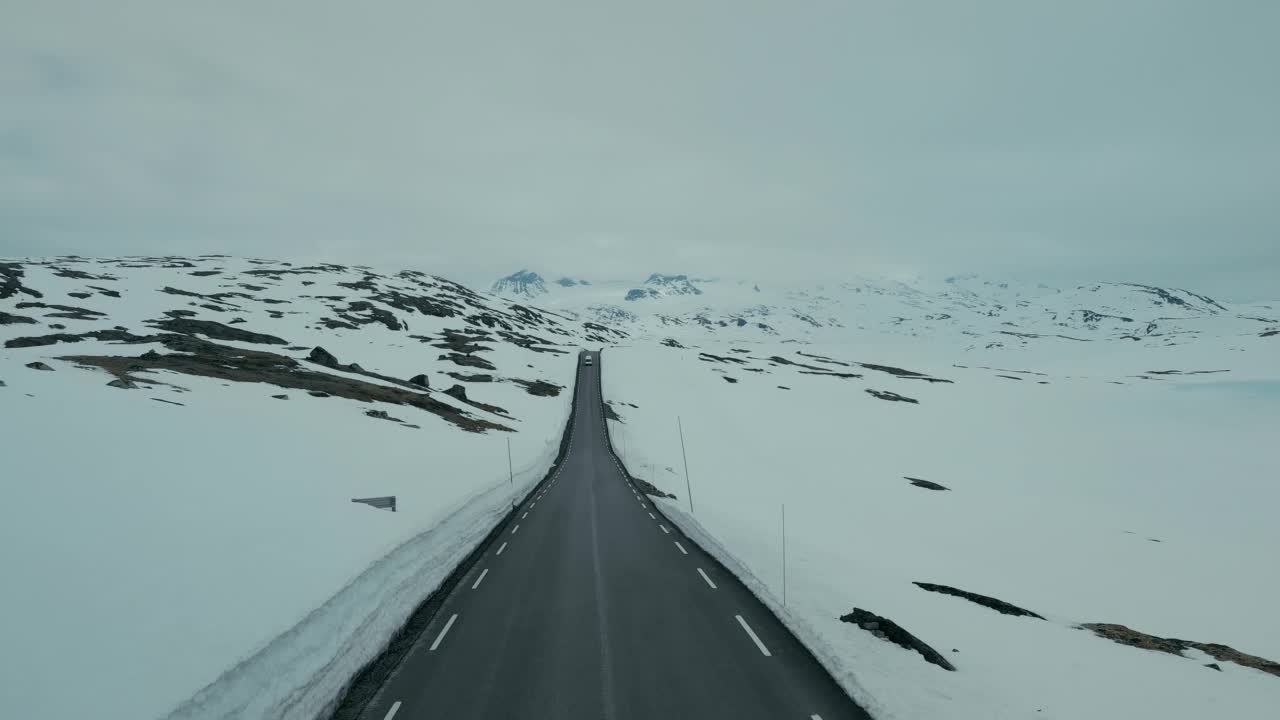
[0,257,583,720]
[4,257,1277,720]
[601,334,1280,719]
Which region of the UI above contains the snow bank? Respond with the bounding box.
[164,405,568,720]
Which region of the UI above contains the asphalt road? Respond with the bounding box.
[358,351,873,720]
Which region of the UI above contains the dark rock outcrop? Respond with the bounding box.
[107,379,137,389]
[905,477,949,491]
[59,335,508,433]
[512,379,561,397]
[149,318,287,345]
[0,311,37,325]
[447,372,494,383]
[438,352,497,370]
[625,288,659,301]
[855,362,952,383]
[5,327,159,348]
[308,346,342,369]
[444,384,469,402]
[15,302,105,321]
[26,361,54,371]
[409,374,430,388]
[840,608,955,671]
[1081,623,1280,678]
[603,402,623,422]
[866,389,918,404]
[430,328,492,354]
[699,352,747,365]
[1,262,42,300]
[913,582,1044,619]
[327,300,405,332]
[5,329,158,349]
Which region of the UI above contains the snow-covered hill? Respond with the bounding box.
[5,256,1276,720]
[600,307,1280,718]
[0,256,603,720]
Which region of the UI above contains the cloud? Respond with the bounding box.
[1,1,1277,299]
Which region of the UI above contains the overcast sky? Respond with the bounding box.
[2,1,1277,299]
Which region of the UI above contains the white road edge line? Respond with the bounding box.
[383,700,402,720]
[429,614,459,652]
[674,541,688,555]
[697,567,717,589]
[496,541,508,555]
[735,615,772,657]
[659,524,669,534]
[471,568,489,590]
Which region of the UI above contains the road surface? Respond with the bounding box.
[358,351,872,720]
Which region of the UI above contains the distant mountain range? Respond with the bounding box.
[491,270,706,302]
[485,268,1276,350]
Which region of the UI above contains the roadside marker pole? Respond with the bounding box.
[508,436,515,510]
[678,416,694,515]
[782,503,787,607]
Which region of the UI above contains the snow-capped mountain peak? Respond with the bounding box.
[491,270,548,298]
[624,273,703,301]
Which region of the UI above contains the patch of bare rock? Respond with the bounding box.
[1081,623,1280,677]
[840,608,955,671]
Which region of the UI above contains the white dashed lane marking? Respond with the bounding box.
[697,568,717,589]
[429,614,459,652]
[674,541,688,555]
[383,700,402,720]
[659,524,669,534]
[648,512,656,520]
[471,568,489,590]
[735,615,772,657]
[496,541,508,556]
[512,524,520,535]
